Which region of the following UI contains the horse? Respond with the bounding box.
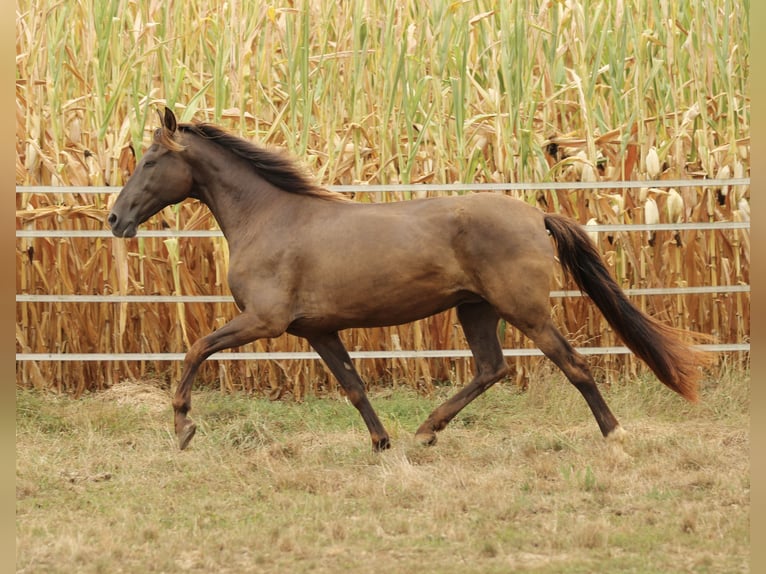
[108,107,708,452]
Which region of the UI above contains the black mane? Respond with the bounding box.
[178,123,343,200]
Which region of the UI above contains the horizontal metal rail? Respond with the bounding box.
[15,344,749,362]
[14,285,751,303]
[15,177,750,194]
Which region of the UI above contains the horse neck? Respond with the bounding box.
[184,138,300,248]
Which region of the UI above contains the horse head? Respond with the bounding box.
[108,107,194,238]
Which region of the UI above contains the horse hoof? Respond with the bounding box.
[177,421,197,450]
[373,436,392,452]
[607,425,628,443]
[415,432,437,447]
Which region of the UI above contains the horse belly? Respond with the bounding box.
[289,264,477,333]
[289,293,478,333]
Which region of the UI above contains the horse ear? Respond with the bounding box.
[163,106,177,134]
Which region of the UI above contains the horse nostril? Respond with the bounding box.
[107,213,117,226]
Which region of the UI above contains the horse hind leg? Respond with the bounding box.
[415,301,509,446]
[519,317,624,440]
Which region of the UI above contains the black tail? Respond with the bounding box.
[544,213,709,401]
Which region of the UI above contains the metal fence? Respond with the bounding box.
[16,179,751,363]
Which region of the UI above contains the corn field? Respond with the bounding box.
[16,0,750,396]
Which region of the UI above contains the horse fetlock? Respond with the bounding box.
[172,397,190,414]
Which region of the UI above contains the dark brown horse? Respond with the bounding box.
[108,107,708,451]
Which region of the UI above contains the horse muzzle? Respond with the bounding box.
[107,212,138,238]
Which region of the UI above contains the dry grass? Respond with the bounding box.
[16,369,749,573]
[15,0,750,394]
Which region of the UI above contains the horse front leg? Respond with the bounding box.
[173,352,202,451]
[173,312,285,450]
[307,332,391,451]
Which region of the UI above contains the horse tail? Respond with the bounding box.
[543,213,709,402]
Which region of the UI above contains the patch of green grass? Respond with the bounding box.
[16,390,75,434]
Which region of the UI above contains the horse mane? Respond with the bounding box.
[177,123,346,201]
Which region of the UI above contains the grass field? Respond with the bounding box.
[16,368,749,573]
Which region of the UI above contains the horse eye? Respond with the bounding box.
[144,160,156,168]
